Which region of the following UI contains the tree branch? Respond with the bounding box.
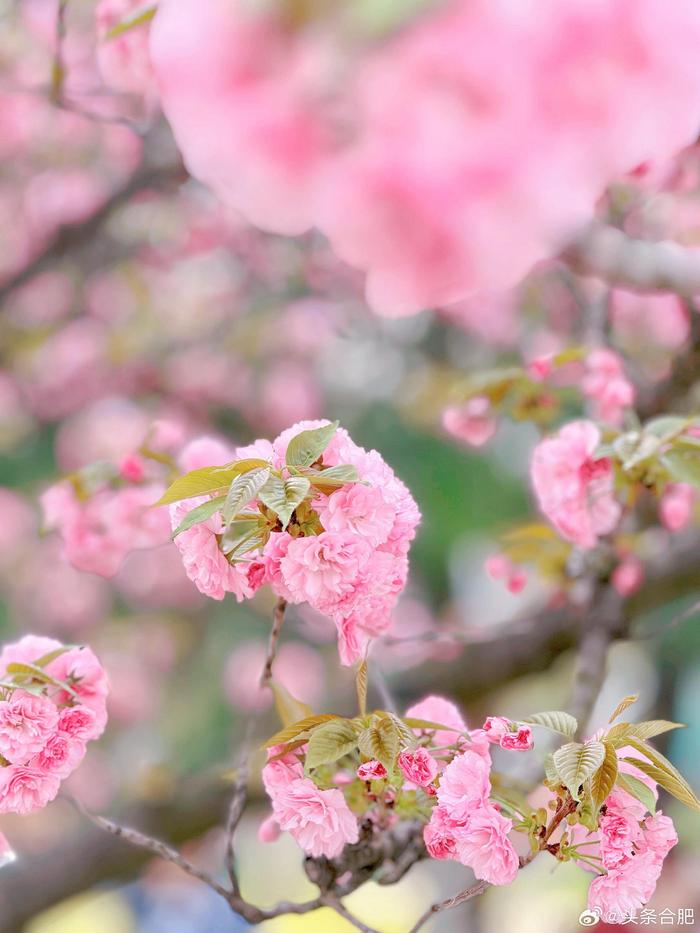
[260,597,287,687]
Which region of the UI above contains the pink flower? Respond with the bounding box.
[405,695,467,748]
[424,805,460,860]
[261,747,305,796]
[280,532,372,616]
[582,349,635,426]
[47,646,109,717]
[500,725,534,752]
[58,705,104,742]
[178,436,235,472]
[30,732,84,779]
[612,555,644,597]
[437,750,491,824]
[258,814,281,844]
[660,483,695,532]
[531,420,621,548]
[442,397,497,447]
[270,777,359,859]
[588,849,661,918]
[641,812,678,863]
[0,692,58,764]
[485,555,527,594]
[398,748,438,787]
[170,496,254,601]
[315,484,395,548]
[357,760,387,781]
[0,765,61,815]
[454,804,519,885]
[119,453,145,483]
[482,716,510,743]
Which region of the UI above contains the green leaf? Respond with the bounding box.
[358,717,401,770]
[381,712,417,748]
[616,772,657,815]
[402,717,467,733]
[264,714,340,749]
[220,518,264,557]
[552,741,606,800]
[32,646,72,669]
[104,4,156,39]
[259,475,311,529]
[270,681,312,728]
[171,496,226,538]
[285,421,339,468]
[356,659,367,717]
[591,741,619,810]
[624,738,700,813]
[222,468,270,524]
[577,785,600,832]
[526,711,578,738]
[305,719,361,770]
[155,459,270,506]
[543,753,560,785]
[5,662,77,697]
[608,695,639,724]
[643,416,691,440]
[606,720,685,747]
[306,464,360,493]
[660,448,700,487]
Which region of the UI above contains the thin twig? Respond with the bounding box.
[260,596,287,687]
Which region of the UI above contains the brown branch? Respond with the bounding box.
[563,221,700,295]
[260,596,287,687]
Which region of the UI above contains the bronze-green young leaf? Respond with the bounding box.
[608,694,639,724]
[605,720,685,747]
[154,459,270,506]
[222,467,270,524]
[270,681,312,728]
[623,738,700,813]
[660,448,700,487]
[258,474,311,529]
[305,719,361,770]
[526,711,578,738]
[285,421,339,468]
[552,741,606,800]
[591,741,619,810]
[358,716,401,770]
[265,714,340,749]
[171,495,226,539]
[616,772,657,815]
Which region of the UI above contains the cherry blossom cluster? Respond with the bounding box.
[0,635,108,816]
[166,421,420,664]
[149,0,700,315]
[258,694,695,917]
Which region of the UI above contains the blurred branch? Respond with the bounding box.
[260,597,287,687]
[0,132,184,308]
[564,221,700,295]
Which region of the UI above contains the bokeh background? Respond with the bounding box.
[1,1,699,930]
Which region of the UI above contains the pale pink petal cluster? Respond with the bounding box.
[485,554,527,594]
[261,749,358,859]
[442,397,497,448]
[611,555,644,597]
[41,480,171,578]
[483,717,534,751]
[397,748,438,787]
[582,349,635,426]
[357,760,387,781]
[0,636,108,816]
[423,748,518,885]
[531,420,621,549]
[405,695,468,750]
[151,0,700,315]
[659,483,695,532]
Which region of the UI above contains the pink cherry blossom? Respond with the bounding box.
[405,695,467,748]
[582,349,635,426]
[269,777,359,859]
[0,765,61,815]
[423,805,460,860]
[436,750,491,824]
[0,692,58,764]
[170,496,254,602]
[315,484,395,549]
[588,849,661,918]
[612,555,644,597]
[660,483,695,532]
[454,803,519,885]
[482,716,510,743]
[357,761,387,781]
[531,420,621,549]
[257,814,281,844]
[30,731,84,779]
[58,705,104,742]
[485,555,528,594]
[500,725,534,752]
[442,397,497,447]
[397,748,438,787]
